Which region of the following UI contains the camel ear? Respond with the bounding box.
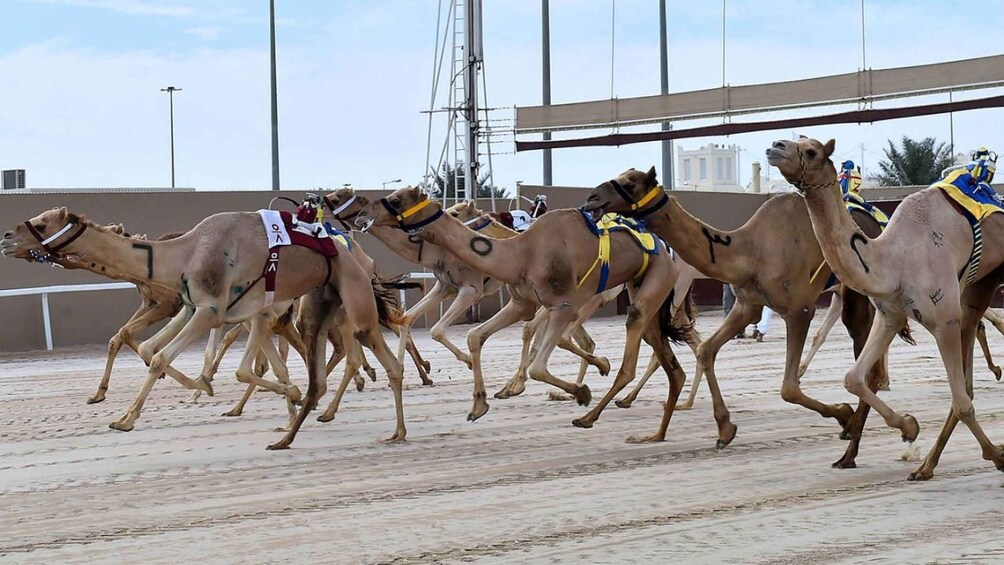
[646,166,658,186]
[823,139,836,158]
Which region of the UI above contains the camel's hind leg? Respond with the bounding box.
[615,353,661,409]
[523,305,592,404]
[230,315,303,402]
[430,286,484,369]
[111,307,218,431]
[626,323,689,443]
[388,323,433,385]
[318,325,365,423]
[798,291,842,378]
[976,321,1002,380]
[395,280,453,372]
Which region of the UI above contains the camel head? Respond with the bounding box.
[323,187,371,225]
[445,200,479,222]
[355,185,443,233]
[582,166,663,220]
[2,207,90,265]
[765,137,838,194]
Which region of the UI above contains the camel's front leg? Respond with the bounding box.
[495,306,547,399]
[468,298,536,419]
[111,306,218,431]
[256,330,299,431]
[190,325,244,404]
[231,314,303,402]
[388,323,433,385]
[523,305,591,404]
[779,307,855,427]
[319,322,364,423]
[798,291,842,378]
[396,280,453,370]
[430,285,483,369]
[91,299,171,404]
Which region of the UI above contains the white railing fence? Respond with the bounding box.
[2,273,440,352]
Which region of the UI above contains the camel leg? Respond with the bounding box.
[230,315,303,401]
[976,321,1002,380]
[318,323,364,423]
[779,306,856,427]
[495,307,548,399]
[625,323,689,442]
[132,308,213,395]
[557,326,610,376]
[431,286,484,369]
[268,288,336,450]
[397,280,454,368]
[984,308,1004,335]
[570,324,603,382]
[354,325,406,442]
[110,307,218,431]
[615,353,660,408]
[468,298,536,419]
[572,286,668,428]
[524,305,592,403]
[256,332,299,430]
[90,300,171,404]
[798,292,842,378]
[840,310,919,443]
[388,323,433,385]
[673,326,704,410]
[192,324,246,405]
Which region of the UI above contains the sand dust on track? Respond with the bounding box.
[3,312,1004,564]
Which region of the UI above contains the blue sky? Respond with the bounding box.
[2,0,1003,191]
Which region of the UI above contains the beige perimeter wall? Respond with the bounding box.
[0,187,772,352]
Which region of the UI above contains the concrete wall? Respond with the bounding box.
[0,186,767,352]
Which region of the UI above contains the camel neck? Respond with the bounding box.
[646,196,750,283]
[417,215,520,283]
[366,225,429,267]
[70,228,187,293]
[802,180,887,296]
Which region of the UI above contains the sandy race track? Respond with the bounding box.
[3,311,1004,564]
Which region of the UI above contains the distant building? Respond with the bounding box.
[676,144,742,192]
[2,169,25,190]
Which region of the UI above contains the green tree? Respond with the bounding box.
[429,162,508,199]
[875,136,955,186]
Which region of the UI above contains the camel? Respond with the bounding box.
[766,137,1004,480]
[445,200,708,410]
[354,186,691,430]
[1,207,405,448]
[322,190,609,392]
[582,167,896,467]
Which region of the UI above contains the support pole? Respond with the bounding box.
[270,0,281,191]
[42,293,53,351]
[463,0,481,199]
[542,0,552,186]
[659,0,672,188]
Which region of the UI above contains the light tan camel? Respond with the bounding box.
[583,167,898,465]
[767,137,1004,480]
[445,200,707,409]
[354,186,691,430]
[2,207,405,448]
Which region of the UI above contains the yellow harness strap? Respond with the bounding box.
[576,214,653,293]
[631,185,664,211]
[397,198,432,221]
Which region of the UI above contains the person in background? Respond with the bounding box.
[722,283,747,339]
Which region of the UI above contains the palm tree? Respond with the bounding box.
[875,136,955,186]
[428,162,508,200]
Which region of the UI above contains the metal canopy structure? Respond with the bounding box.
[514,54,1004,136]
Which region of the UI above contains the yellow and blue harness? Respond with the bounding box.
[933,167,1004,286]
[576,211,661,294]
[324,222,353,251]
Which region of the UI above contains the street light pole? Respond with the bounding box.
[382,178,402,190]
[160,86,181,188]
[269,0,281,191]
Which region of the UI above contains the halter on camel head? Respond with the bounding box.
[379,194,444,234]
[601,178,668,219]
[22,216,87,266]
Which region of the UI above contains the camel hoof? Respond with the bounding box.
[901,414,920,443]
[266,441,290,451]
[675,400,694,411]
[839,429,853,441]
[716,422,738,449]
[87,394,106,405]
[354,377,365,393]
[574,385,592,407]
[626,434,663,443]
[832,456,857,469]
[420,377,435,386]
[467,403,490,422]
[380,433,407,443]
[994,366,1003,381]
[494,379,525,399]
[194,378,215,398]
[286,385,303,404]
[907,468,933,481]
[109,421,134,432]
[571,417,594,429]
[221,409,242,417]
[596,356,611,376]
[614,398,633,409]
[422,360,432,373]
[317,412,335,423]
[365,366,377,382]
[833,403,855,429]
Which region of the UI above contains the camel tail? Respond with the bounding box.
[376,273,424,292]
[275,303,295,330]
[897,320,916,346]
[370,276,406,328]
[659,288,694,345]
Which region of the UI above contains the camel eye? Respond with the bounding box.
[390,198,401,208]
[450,212,458,217]
[807,149,817,159]
[34,224,45,231]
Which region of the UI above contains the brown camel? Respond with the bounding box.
[582,167,894,466]
[767,137,1004,480]
[445,200,708,409]
[2,207,405,448]
[354,186,691,430]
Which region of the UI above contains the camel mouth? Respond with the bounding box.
[765,147,788,166]
[358,218,376,232]
[0,239,19,258]
[581,195,608,221]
